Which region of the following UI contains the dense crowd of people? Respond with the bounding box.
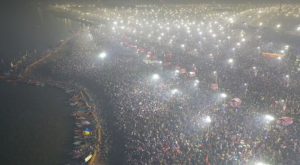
[25,5,300,165]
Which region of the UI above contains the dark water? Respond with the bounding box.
[0,3,82,165]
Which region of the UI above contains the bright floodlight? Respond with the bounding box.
[277,24,281,28]
[181,44,185,48]
[172,89,178,94]
[280,50,285,54]
[228,59,233,63]
[195,80,199,83]
[221,93,227,98]
[152,74,159,80]
[266,115,274,121]
[99,52,106,58]
[278,57,282,60]
[213,71,216,74]
[206,116,211,123]
[175,70,179,73]
[253,66,256,69]
[256,163,264,165]
[286,75,289,78]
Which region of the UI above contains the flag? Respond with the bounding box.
[211,83,218,90]
[147,51,152,55]
[165,54,172,60]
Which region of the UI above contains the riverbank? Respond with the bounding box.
[3,31,106,165]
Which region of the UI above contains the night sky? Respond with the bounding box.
[3,0,300,5]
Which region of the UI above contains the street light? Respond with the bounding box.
[99,52,106,58]
[228,59,233,63]
[152,74,160,80]
[205,116,211,123]
[171,89,178,94]
[221,93,227,98]
[266,115,274,121]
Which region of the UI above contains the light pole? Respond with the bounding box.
[99,52,106,67]
[205,116,211,132]
[195,80,199,97]
[253,66,257,76]
[221,93,227,104]
[228,59,233,69]
[152,74,160,80]
[214,71,217,83]
[265,115,275,130]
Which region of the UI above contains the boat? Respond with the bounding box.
[73,141,82,145]
[66,89,76,93]
[3,70,10,76]
[70,102,78,106]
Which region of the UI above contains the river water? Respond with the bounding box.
[0,3,83,165]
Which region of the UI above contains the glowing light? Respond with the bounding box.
[99,52,106,58]
[206,116,211,123]
[265,115,274,121]
[228,59,233,63]
[221,93,227,98]
[152,74,160,80]
[172,89,178,94]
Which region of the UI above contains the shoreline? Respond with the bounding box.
[4,32,104,165]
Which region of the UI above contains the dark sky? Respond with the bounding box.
[3,0,299,8]
[4,0,300,4]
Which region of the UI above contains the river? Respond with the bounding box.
[0,3,84,165]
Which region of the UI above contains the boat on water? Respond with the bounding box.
[3,70,10,76]
[66,89,76,93]
[70,102,78,106]
[73,141,82,145]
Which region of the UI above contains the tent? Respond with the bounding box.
[228,98,242,107]
[188,72,196,77]
[277,117,293,126]
[262,52,285,58]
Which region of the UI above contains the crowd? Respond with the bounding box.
[26,5,300,165]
